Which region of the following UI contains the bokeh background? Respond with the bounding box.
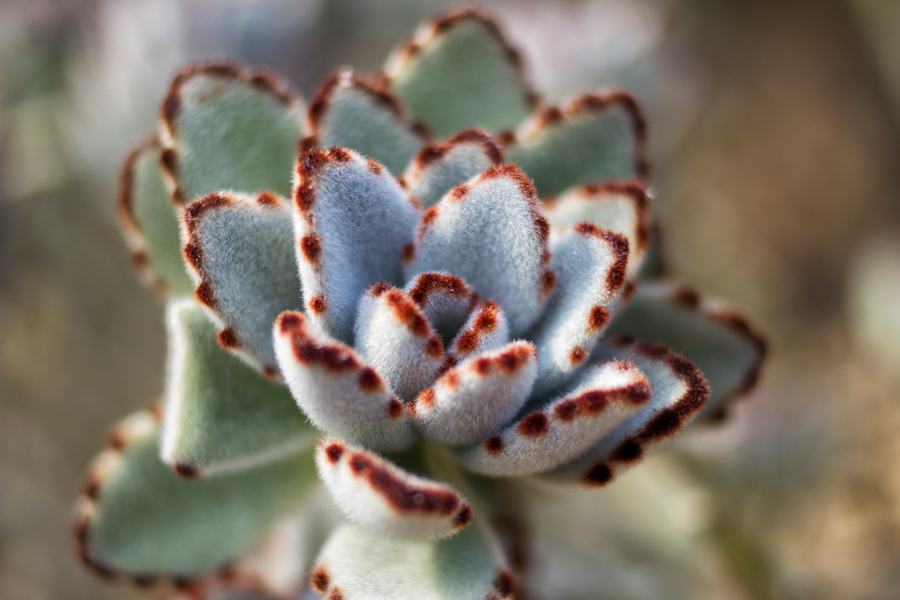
[3,0,900,598]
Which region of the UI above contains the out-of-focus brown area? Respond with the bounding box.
[2,0,900,599]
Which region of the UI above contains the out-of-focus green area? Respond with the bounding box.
[2,0,900,599]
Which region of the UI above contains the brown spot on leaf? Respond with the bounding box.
[310,567,330,593]
[611,439,643,464]
[583,463,613,486]
[402,242,416,264]
[308,295,327,315]
[569,346,587,365]
[588,305,611,331]
[323,441,345,464]
[195,281,216,308]
[541,269,557,298]
[347,452,462,515]
[384,289,430,337]
[277,312,362,372]
[217,328,240,349]
[388,398,403,419]
[494,571,516,598]
[256,190,280,208]
[452,505,473,528]
[518,412,549,437]
[174,463,200,478]
[484,435,504,455]
[359,367,383,393]
[300,234,322,264]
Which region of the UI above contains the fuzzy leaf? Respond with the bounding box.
[308,522,516,600]
[355,285,445,401]
[74,408,317,579]
[384,8,535,138]
[410,341,537,447]
[605,282,767,420]
[182,191,302,375]
[403,130,504,208]
[450,299,510,359]
[544,182,651,279]
[293,148,420,343]
[540,342,709,486]
[305,70,424,175]
[118,137,193,294]
[527,225,630,397]
[274,311,415,452]
[314,439,471,540]
[506,93,648,198]
[408,164,553,336]
[456,360,650,477]
[161,63,304,204]
[404,272,479,342]
[161,300,315,476]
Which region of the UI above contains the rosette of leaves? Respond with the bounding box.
[75,8,767,600]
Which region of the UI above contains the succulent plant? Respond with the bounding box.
[74,8,767,600]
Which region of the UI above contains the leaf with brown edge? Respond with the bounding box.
[161,299,317,476]
[293,148,420,344]
[314,439,472,541]
[73,407,318,581]
[505,92,649,197]
[273,311,415,452]
[604,281,768,421]
[403,129,504,208]
[117,136,194,295]
[305,69,425,175]
[538,341,709,487]
[309,521,516,600]
[410,341,537,447]
[181,190,302,375]
[455,359,650,477]
[160,61,304,205]
[383,7,537,138]
[403,271,479,342]
[450,299,510,359]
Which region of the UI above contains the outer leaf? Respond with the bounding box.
[161,299,315,476]
[456,359,650,477]
[540,342,709,487]
[304,70,425,175]
[293,148,420,343]
[273,311,415,452]
[605,282,767,420]
[450,299,510,359]
[527,224,630,397]
[403,129,504,208]
[383,8,536,138]
[544,181,652,279]
[409,341,537,447]
[505,93,648,197]
[182,191,302,376]
[355,284,445,401]
[117,136,193,295]
[160,62,304,204]
[314,439,472,540]
[308,522,516,600]
[408,164,554,336]
[74,407,317,581]
[404,272,479,342]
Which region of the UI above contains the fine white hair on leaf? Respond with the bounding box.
[409,341,537,447]
[526,224,630,398]
[450,299,510,359]
[293,147,420,344]
[305,69,425,175]
[408,164,554,337]
[181,190,303,377]
[538,341,709,487]
[544,181,652,279]
[455,359,651,477]
[314,439,472,541]
[403,129,504,208]
[403,272,479,342]
[273,311,415,452]
[354,284,445,402]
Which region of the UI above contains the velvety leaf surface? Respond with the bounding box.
[161,300,316,476]
[604,282,767,420]
[527,224,630,397]
[506,93,648,198]
[293,148,420,343]
[456,359,650,477]
[118,137,193,294]
[161,63,304,204]
[182,191,302,375]
[403,130,503,208]
[274,311,415,452]
[450,299,510,359]
[314,439,472,541]
[408,164,553,336]
[544,182,651,279]
[74,408,317,579]
[384,8,535,138]
[308,522,515,600]
[305,70,424,175]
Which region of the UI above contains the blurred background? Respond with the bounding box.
[2,0,900,598]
